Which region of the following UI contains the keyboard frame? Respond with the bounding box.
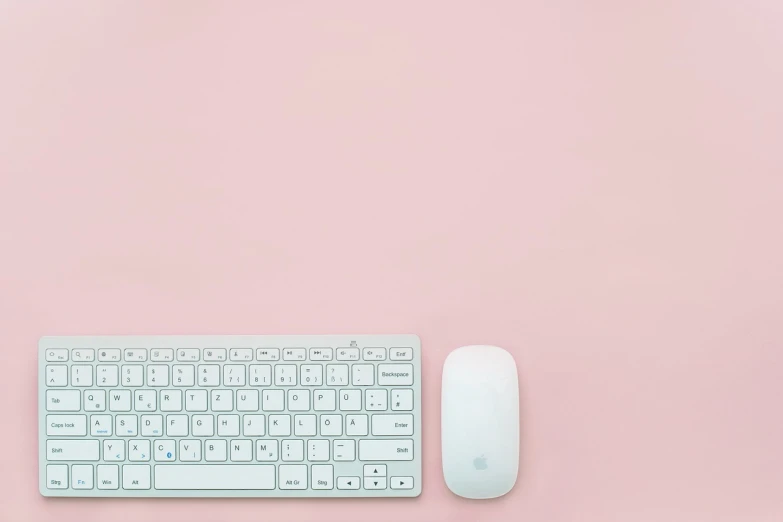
[38,334,422,498]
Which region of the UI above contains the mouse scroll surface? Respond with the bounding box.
[442,345,519,499]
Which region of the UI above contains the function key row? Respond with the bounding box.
[45,347,414,363]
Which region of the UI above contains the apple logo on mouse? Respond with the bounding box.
[473,455,488,470]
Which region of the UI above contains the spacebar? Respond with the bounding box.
[155,465,276,490]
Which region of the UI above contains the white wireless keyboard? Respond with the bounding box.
[39,335,421,498]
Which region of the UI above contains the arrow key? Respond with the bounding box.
[390,476,414,490]
[337,476,360,490]
[363,477,387,490]
[363,464,387,477]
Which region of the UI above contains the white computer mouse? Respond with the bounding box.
[442,345,519,499]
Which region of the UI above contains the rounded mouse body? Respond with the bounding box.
[441,345,519,499]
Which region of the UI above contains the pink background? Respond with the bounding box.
[1,2,782,521]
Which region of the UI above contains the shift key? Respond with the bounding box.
[47,440,100,461]
[358,439,413,461]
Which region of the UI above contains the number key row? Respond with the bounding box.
[47,364,413,388]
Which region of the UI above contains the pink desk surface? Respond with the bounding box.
[1,2,782,521]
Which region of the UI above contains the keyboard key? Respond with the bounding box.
[47,440,100,461]
[281,440,304,461]
[179,440,202,461]
[366,389,388,411]
[308,440,330,462]
[326,364,349,386]
[47,464,68,488]
[346,414,368,436]
[320,414,342,436]
[351,364,374,386]
[146,365,169,387]
[134,390,156,411]
[364,477,387,489]
[230,348,253,361]
[205,439,227,461]
[391,389,414,411]
[337,476,360,489]
[336,348,359,361]
[199,365,220,386]
[389,348,413,361]
[314,390,336,411]
[243,415,265,436]
[311,464,334,489]
[84,390,106,412]
[358,439,414,461]
[72,464,94,489]
[256,439,278,461]
[155,465,275,490]
[333,440,355,461]
[160,390,182,412]
[377,364,413,386]
[46,414,87,436]
[71,365,93,387]
[129,439,151,461]
[275,365,297,386]
[391,476,414,489]
[150,349,174,362]
[300,365,323,386]
[122,464,150,489]
[230,440,252,461]
[256,348,280,361]
[279,464,307,489]
[340,390,362,411]
[46,390,80,411]
[288,390,310,411]
[294,414,316,436]
[371,414,414,436]
[223,365,246,386]
[141,414,163,436]
[177,349,200,362]
[97,465,119,489]
[154,440,176,462]
[268,414,291,436]
[46,365,68,387]
[109,390,132,412]
[103,440,125,461]
[124,349,147,362]
[166,415,188,437]
[217,415,240,437]
[192,415,214,436]
[72,349,95,362]
[283,348,306,361]
[236,390,259,411]
[90,414,113,436]
[364,464,386,476]
[204,348,227,361]
[97,365,119,387]
[362,347,386,361]
[262,390,284,411]
[98,349,121,362]
[122,365,144,386]
[173,365,195,387]
[249,365,272,386]
[45,349,68,362]
[115,415,138,436]
[211,389,234,412]
[309,348,333,361]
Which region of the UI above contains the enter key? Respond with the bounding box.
[371,414,414,436]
